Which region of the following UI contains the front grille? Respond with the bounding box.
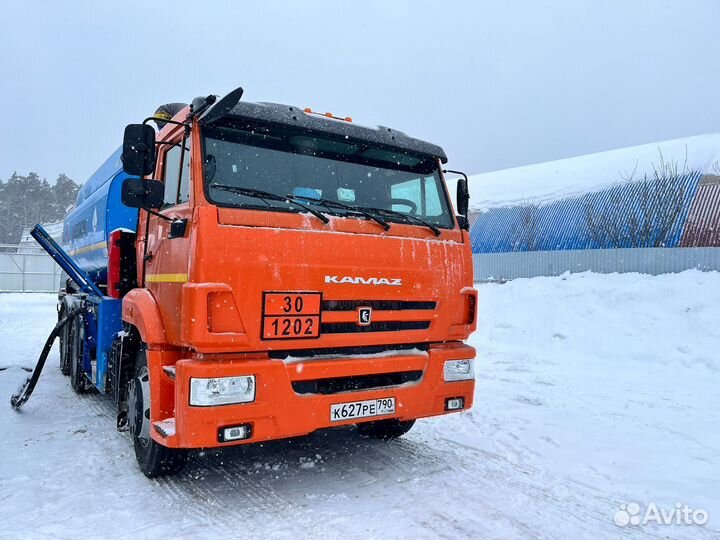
[322,300,436,311]
[292,370,423,395]
[321,321,430,334]
[269,343,428,360]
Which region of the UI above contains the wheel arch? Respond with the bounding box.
[122,288,167,347]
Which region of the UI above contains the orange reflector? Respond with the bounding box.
[303,108,352,122]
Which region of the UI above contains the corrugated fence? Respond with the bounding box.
[0,247,62,292]
[474,247,720,281]
[681,180,720,246]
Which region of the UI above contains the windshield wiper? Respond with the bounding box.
[363,207,441,236]
[211,184,329,224]
[292,196,390,231]
[211,184,439,235]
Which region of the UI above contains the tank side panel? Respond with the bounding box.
[62,148,138,284]
[107,170,140,237]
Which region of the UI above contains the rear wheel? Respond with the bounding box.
[60,307,72,375]
[357,418,415,440]
[69,316,90,393]
[128,345,187,478]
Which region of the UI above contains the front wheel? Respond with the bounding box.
[128,345,187,478]
[357,418,415,440]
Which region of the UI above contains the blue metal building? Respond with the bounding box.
[468,133,720,254]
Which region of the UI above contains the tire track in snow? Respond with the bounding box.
[419,432,715,540]
[147,430,457,538]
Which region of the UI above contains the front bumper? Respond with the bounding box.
[150,342,475,449]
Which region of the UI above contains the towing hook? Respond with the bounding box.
[10,307,87,410]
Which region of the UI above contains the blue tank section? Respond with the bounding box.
[62,147,139,284]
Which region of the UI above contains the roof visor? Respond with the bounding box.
[198,88,447,164]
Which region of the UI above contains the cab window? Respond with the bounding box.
[178,138,191,203]
[162,144,181,207]
[162,137,191,206]
[390,176,445,218]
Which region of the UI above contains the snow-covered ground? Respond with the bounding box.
[1,271,718,539]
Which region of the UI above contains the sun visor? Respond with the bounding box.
[203,100,448,164]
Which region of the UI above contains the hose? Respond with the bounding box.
[10,306,87,410]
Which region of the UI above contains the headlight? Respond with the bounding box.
[443,359,475,382]
[190,375,255,406]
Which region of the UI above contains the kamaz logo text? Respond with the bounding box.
[325,276,402,286]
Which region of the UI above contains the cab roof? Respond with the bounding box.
[205,100,448,164]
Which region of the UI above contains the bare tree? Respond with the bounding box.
[511,201,541,251]
[712,160,720,177]
[584,149,690,248]
[585,184,627,248]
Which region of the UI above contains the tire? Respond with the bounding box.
[59,307,71,376]
[69,315,90,394]
[357,418,416,440]
[128,345,187,478]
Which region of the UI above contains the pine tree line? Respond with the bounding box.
[0,173,80,244]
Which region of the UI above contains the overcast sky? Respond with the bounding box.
[1,0,719,184]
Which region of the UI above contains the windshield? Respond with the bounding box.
[202,122,455,229]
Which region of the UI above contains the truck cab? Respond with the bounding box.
[63,88,478,477]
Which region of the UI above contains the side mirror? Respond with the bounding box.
[444,169,470,230]
[456,177,470,231]
[457,178,469,217]
[122,124,156,176]
[200,86,244,125]
[121,178,164,209]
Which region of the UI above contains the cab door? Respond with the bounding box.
[142,134,193,345]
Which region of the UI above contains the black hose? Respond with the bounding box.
[10,306,87,410]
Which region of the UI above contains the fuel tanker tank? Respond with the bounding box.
[62,147,139,284]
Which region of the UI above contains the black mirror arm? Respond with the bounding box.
[142,117,191,138]
[443,169,471,231]
[144,207,177,223]
[144,208,188,239]
[442,169,469,183]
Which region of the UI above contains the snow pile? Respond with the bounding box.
[469,132,720,211]
[0,271,718,539]
[440,270,720,538]
[155,418,176,437]
[282,347,429,364]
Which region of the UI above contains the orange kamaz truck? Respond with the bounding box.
[16,86,477,477]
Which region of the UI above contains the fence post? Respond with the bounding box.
[22,252,26,292]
